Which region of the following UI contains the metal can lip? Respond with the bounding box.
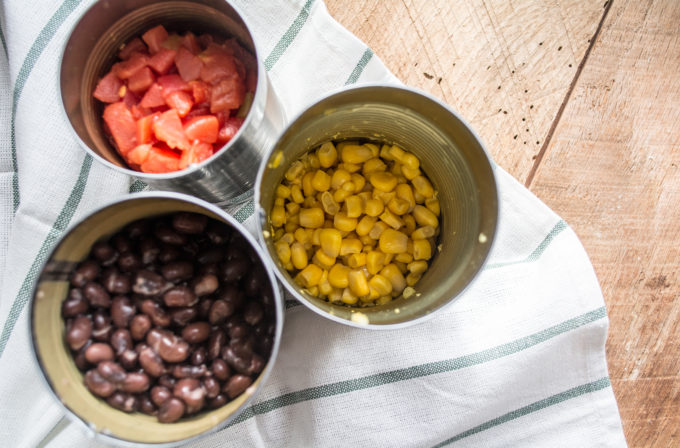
[255,83,499,330]
[29,191,284,446]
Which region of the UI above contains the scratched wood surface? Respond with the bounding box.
[325,0,679,445]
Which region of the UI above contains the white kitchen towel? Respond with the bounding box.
[0,0,626,447]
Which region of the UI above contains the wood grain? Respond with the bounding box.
[326,0,680,445]
[325,0,605,183]
[528,0,680,445]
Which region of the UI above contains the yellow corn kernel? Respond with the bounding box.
[379,144,393,160]
[297,264,323,287]
[357,191,372,202]
[341,287,358,305]
[317,142,338,168]
[387,197,410,215]
[271,205,286,227]
[274,241,291,264]
[302,172,315,197]
[284,221,299,234]
[372,189,396,205]
[412,225,436,240]
[376,295,392,305]
[401,165,421,180]
[407,260,428,275]
[395,184,416,212]
[364,287,380,302]
[285,160,304,182]
[274,196,285,206]
[369,171,398,192]
[350,173,366,192]
[319,228,342,258]
[360,235,375,248]
[341,162,361,173]
[280,232,295,245]
[340,238,363,255]
[285,201,300,216]
[291,242,308,270]
[320,191,340,215]
[336,140,359,151]
[345,195,364,218]
[341,181,356,193]
[380,264,406,294]
[395,261,408,274]
[356,215,377,236]
[313,248,336,270]
[319,277,333,296]
[379,228,408,254]
[395,252,413,264]
[368,221,389,240]
[328,287,343,303]
[291,184,304,203]
[334,212,357,232]
[413,239,432,260]
[348,269,370,297]
[333,188,351,203]
[365,143,380,157]
[414,191,426,204]
[366,251,386,275]
[311,169,331,192]
[328,263,351,289]
[299,207,325,228]
[362,158,386,175]
[379,209,404,230]
[364,198,384,217]
[406,272,422,287]
[384,253,395,264]
[402,152,420,171]
[309,153,320,169]
[276,184,291,199]
[303,195,319,208]
[283,261,294,271]
[413,205,439,228]
[341,144,374,164]
[312,228,323,245]
[369,274,393,296]
[305,285,319,296]
[425,197,440,216]
[273,228,284,241]
[412,175,434,198]
[391,161,403,177]
[389,145,406,162]
[294,227,309,244]
[403,214,416,235]
[347,252,367,268]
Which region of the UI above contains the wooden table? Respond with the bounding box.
[325,1,680,445]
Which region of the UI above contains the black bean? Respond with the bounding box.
[133,270,170,296]
[97,361,126,384]
[138,395,157,416]
[172,364,206,379]
[163,286,197,307]
[129,314,152,340]
[92,309,113,342]
[126,220,149,239]
[220,256,251,282]
[61,291,89,318]
[117,252,142,273]
[71,260,100,288]
[84,369,115,397]
[203,377,220,399]
[158,374,176,389]
[219,284,244,310]
[158,397,185,423]
[84,342,114,364]
[192,274,219,297]
[197,248,223,264]
[221,346,251,374]
[191,346,207,366]
[111,328,133,355]
[111,296,136,327]
[147,329,190,363]
[198,263,219,277]
[102,268,131,294]
[107,391,137,413]
[151,385,172,407]
[173,378,205,414]
[172,212,208,235]
[92,241,118,266]
[161,261,194,282]
[139,237,160,265]
[224,375,252,399]
[181,322,211,344]
[244,269,264,297]
[140,299,171,327]
[66,315,92,350]
[139,346,166,377]
[155,226,187,246]
[207,329,226,360]
[118,349,138,370]
[243,301,264,326]
[170,306,198,326]
[212,359,230,381]
[158,245,182,264]
[83,282,111,308]
[206,222,231,245]
[122,372,150,393]
[112,234,134,253]
[208,394,228,409]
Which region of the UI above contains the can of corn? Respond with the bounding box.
[255,84,498,328]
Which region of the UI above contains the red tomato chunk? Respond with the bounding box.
[92,25,256,173]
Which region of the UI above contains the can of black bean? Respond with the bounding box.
[30,192,283,446]
[60,0,286,206]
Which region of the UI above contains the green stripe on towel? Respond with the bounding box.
[345,48,373,85]
[431,377,612,446]
[486,220,567,269]
[264,0,316,71]
[10,0,83,213]
[223,307,607,428]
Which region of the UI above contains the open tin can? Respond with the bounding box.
[60,0,285,206]
[30,192,283,446]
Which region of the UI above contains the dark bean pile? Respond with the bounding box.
[62,212,276,423]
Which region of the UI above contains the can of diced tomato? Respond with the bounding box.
[60,0,286,206]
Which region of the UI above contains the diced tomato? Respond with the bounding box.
[179,141,214,170]
[113,52,149,79]
[165,91,194,117]
[148,48,177,75]
[161,33,182,51]
[93,72,123,103]
[130,104,151,120]
[217,117,244,143]
[142,25,169,54]
[184,115,218,144]
[103,102,138,155]
[232,58,247,83]
[199,44,239,84]
[127,143,151,165]
[153,109,190,151]
[136,113,157,144]
[140,83,165,108]
[121,89,140,108]
[157,74,191,95]
[175,47,203,82]
[198,34,214,48]
[140,146,181,173]
[119,37,147,60]
[210,76,245,113]
[180,32,201,55]
[189,81,211,104]
[128,66,155,94]
[185,104,211,120]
